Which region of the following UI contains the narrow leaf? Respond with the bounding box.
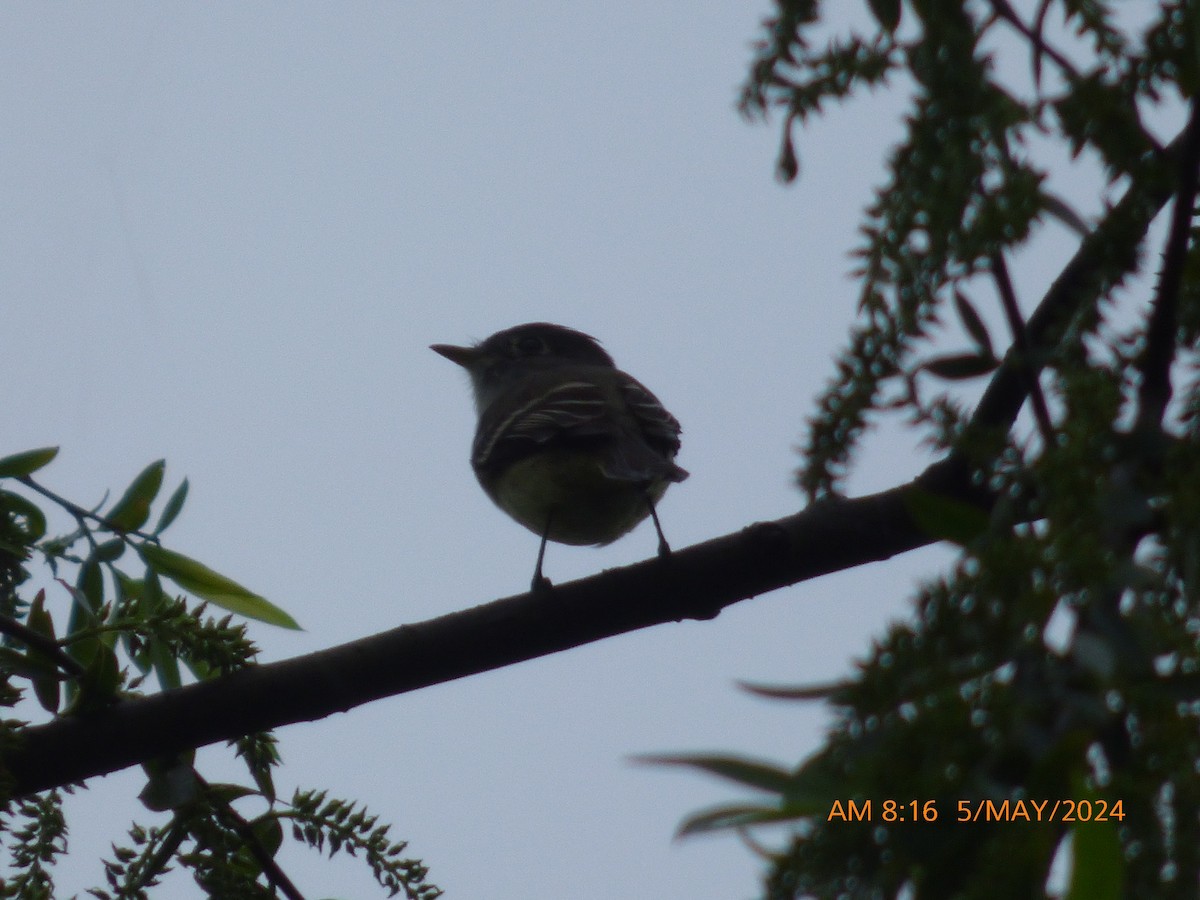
[776,120,799,183]
[865,0,901,32]
[153,478,189,534]
[677,802,807,838]
[1066,818,1123,900]
[150,638,182,691]
[0,446,59,478]
[26,590,62,713]
[953,290,994,356]
[107,460,166,532]
[1041,191,1090,238]
[922,352,999,380]
[249,815,285,859]
[737,680,848,701]
[635,754,796,795]
[138,544,300,629]
[93,537,126,563]
[0,647,63,681]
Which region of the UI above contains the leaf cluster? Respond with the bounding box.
[0,452,440,898]
[662,2,1200,898]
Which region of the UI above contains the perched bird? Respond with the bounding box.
[432,322,688,590]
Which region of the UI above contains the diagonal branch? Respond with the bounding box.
[990,250,1055,443]
[1134,95,1200,433]
[1,129,1183,801]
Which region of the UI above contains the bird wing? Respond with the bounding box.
[472,370,688,485]
[472,379,611,470]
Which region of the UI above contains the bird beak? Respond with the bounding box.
[430,343,479,367]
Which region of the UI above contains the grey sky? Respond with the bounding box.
[2,3,1160,898]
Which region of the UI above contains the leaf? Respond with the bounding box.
[953,290,993,357]
[676,802,802,838]
[635,754,797,795]
[0,646,62,681]
[922,352,999,380]
[903,487,990,546]
[138,544,300,629]
[0,489,47,542]
[107,460,166,532]
[153,478,189,535]
[248,815,285,859]
[737,680,849,701]
[1066,817,1123,900]
[866,0,901,32]
[0,446,59,478]
[56,579,98,626]
[93,537,126,563]
[1066,773,1124,900]
[150,638,182,692]
[1040,191,1090,238]
[63,643,122,714]
[776,120,799,183]
[205,782,259,804]
[28,589,61,713]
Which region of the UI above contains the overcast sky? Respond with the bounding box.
[1,4,1175,899]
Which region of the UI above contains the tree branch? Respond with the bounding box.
[990,250,1055,443]
[1,127,1183,802]
[1134,95,1200,432]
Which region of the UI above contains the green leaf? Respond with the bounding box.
[107,460,166,532]
[150,638,182,691]
[0,489,47,543]
[953,290,993,357]
[644,751,848,837]
[636,754,797,795]
[1066,817,1123,900]
[0,446,59,478]
[737,679,848,701]
[204,782,259,804]
[153,477,189,534]
[93,537,126,563]
[0,646,61,680]
[676,802,801,837]
[64,643,122,714]
[138,544,300,629]
[28,590,61,713]
[249,815,285,859]
[866,0,901,32]
[903,487,990,546]
[922,352,999,380]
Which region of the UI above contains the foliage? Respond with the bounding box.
[0,452,440,898]
[662,2,1200,898]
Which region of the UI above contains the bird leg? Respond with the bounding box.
[645,495,671,558]
[531,513,554,593]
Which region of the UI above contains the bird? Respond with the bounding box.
[432,322,688,590]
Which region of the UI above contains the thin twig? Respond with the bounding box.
[990,251,1055,443]
[989,0,1079,83]
[0,613,85,678]
[198,773,307,900]
[18,475,158,544]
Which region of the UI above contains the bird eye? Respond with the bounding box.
[514,335,546,356]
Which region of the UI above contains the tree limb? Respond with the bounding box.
[1,129,1182,801]
[1135,95,1200,432]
